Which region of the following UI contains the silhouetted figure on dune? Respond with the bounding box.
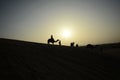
[47,35,61,45]
[50,35,54,42]
[86,44,94,49]
[76,44,79,47]
[70,42,75,47]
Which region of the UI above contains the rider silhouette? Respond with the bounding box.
[48,35,61,45]
[51,35,55,42]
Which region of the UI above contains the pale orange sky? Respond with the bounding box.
[0,0,120,45]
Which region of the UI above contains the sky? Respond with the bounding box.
[0,0,120,45]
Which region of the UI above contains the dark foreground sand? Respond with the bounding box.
[0,38,120,80]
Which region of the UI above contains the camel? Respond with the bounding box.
[47,35,61,45]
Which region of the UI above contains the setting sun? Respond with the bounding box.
[62,29,71,38]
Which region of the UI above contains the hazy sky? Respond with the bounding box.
[0,0,120,45]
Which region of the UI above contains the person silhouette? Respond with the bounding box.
[51,35,55,42]
[48,35,61,45]
[76,44,78,47]
[70,42,75,47]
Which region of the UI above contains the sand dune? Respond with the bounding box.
[0,38,120,80]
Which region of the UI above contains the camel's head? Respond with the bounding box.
[56,39,60,41]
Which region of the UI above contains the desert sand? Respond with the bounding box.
[0,38,120,80]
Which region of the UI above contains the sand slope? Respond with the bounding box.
[0,38,120,80]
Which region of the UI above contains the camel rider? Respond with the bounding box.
[51,35,55,42]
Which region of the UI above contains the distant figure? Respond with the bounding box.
[86,44,94,49]
[76,44,79,47]
[70,42,75,47]
[47,35,61,45]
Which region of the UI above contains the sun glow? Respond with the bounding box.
[62,29,71,38]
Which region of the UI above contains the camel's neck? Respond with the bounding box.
[55,39,59,42]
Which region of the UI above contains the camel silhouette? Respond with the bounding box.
[47,35,61,45]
